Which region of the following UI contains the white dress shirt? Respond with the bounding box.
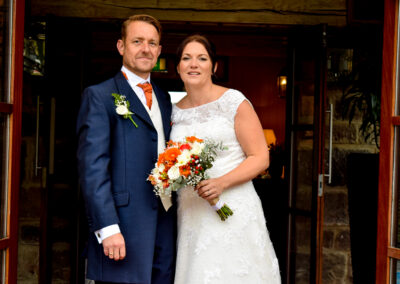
[94,66,168,243]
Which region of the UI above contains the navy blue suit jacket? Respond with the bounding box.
[77,72,175,283]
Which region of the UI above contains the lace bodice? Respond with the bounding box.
[171,89,281,284]
[171,89,248,178]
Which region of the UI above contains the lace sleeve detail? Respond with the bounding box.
[220,89,251,122]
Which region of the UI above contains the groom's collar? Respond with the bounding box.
[121,66,151,86]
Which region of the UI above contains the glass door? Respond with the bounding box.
[285,25,327,284]
[0,0,24,282]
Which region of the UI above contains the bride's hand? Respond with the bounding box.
[195,178,226,202]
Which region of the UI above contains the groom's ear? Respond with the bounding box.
[157,45,162,57]
[117,39,124,56]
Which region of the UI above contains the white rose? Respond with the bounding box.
[177,150,191,165]
[116,105,129,115]
[167,165,180,180]
[151,168,160,180]
[158,164,165,173]
[191,141,205,155]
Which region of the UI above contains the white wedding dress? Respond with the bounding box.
[170,89,281,284]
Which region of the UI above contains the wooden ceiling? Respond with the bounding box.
[29,0,347,26]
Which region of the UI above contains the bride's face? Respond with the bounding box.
[177,41,215,87]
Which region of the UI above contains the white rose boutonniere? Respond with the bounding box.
[112,93,138,128]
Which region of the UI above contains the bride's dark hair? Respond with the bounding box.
[175,34,218,78]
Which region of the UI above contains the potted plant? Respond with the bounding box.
[339,48,381,284]
[340,49,381,149]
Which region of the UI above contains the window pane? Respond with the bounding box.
[0,0,12,102]
[0,114,8,238]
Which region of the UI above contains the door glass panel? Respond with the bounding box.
[294,130,314,211]
[294,216,311,283]
[0,113,8,239]
[0,0,12,102]
[295,83,315,125]
[287,30,321,283]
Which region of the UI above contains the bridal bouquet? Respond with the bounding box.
[148,136,233,221]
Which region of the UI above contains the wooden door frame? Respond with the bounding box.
[9,0,24,280]
[285,25,327,284]
[376,0,399,282]
[0,0,25,282]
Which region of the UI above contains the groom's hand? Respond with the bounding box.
[103,233,126,261]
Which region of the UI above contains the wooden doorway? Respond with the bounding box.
[0,0,24,282]
[376,0,400,282]
[18,17,289,283]
[285,25,328,284]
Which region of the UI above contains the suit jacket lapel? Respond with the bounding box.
[152,81,171,139]
[114,72,154,128]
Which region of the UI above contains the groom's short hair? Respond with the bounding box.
[121,14,162,42]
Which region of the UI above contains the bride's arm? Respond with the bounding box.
[196,100,269,201]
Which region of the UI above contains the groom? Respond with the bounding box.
[77,15,175,283]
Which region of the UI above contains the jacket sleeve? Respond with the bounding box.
[76,87,120,232]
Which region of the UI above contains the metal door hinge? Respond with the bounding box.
[318,174,324,197]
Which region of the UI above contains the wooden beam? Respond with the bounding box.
[388,247,400,259]
[30,0,347,26]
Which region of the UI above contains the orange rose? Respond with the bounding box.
[164,147,181,162]
[179,143,191,151]
[157,153,166,166]
[186,136,203,143]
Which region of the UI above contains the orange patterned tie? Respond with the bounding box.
[137,82,153,110]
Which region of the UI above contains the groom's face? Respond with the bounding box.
[117,21,162,79]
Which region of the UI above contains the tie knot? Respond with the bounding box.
[137,82,153,109]
[137,82,152,93]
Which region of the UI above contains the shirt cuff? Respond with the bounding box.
[94,224,121,244]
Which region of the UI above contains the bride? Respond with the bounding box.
[170,34,281,284]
